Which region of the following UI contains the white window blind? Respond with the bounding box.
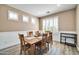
[43,16,58,32]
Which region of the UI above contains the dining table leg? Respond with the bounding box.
[28,44,36,55]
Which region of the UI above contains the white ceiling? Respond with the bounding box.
[8,4,76,17]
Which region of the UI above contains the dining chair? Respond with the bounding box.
[34,33,48,54]
[44,32,53,49]
[18,34,35,55]
[35,31,40,37]
[48,32,53,44]
[45,32,53,43]
[40,33,48,53]
[27,31,33,37]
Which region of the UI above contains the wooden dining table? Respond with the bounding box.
[24,36,42,54]
[24,36,42,45]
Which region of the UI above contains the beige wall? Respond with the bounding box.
[0,5,39,32]
[76,5,79,49]
[39,9,76,31]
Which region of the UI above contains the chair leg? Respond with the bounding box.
[50,41,53,48]
[24,49,26,55]
[47,43,49,50]
[44,47,48,53]
[40,47,44,55]
[20,48,22,55]
[38,47,42,54]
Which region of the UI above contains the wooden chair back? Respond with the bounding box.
[27,31,33,37]
[18,34,26,46]
[44,31,52,43]
[35,31,40,37]
[49,32,52,40]
[40,33,48,50]
[42,33,48,42]
[47,32,53,43]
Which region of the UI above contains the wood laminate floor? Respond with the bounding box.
[0,41,79,55]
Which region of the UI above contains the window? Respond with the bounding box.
[43,16,58,32]
[31,17,36,24]
[8,11,18,20]
[23,15,29,22]
[43,20,45,31]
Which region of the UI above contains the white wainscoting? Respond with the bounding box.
[0,31,35,50]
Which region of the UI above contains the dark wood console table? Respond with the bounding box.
[60,31,77,47]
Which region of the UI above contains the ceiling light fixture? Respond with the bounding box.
[46,11,50,13]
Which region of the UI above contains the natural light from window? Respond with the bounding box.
[23,15,29,22]
[31,17,36,24]
[43,16,58,32]
[8,10,18,20]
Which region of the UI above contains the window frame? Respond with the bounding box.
[31,17,36,25]
[22,15,29,22]
[8,10,18,21]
